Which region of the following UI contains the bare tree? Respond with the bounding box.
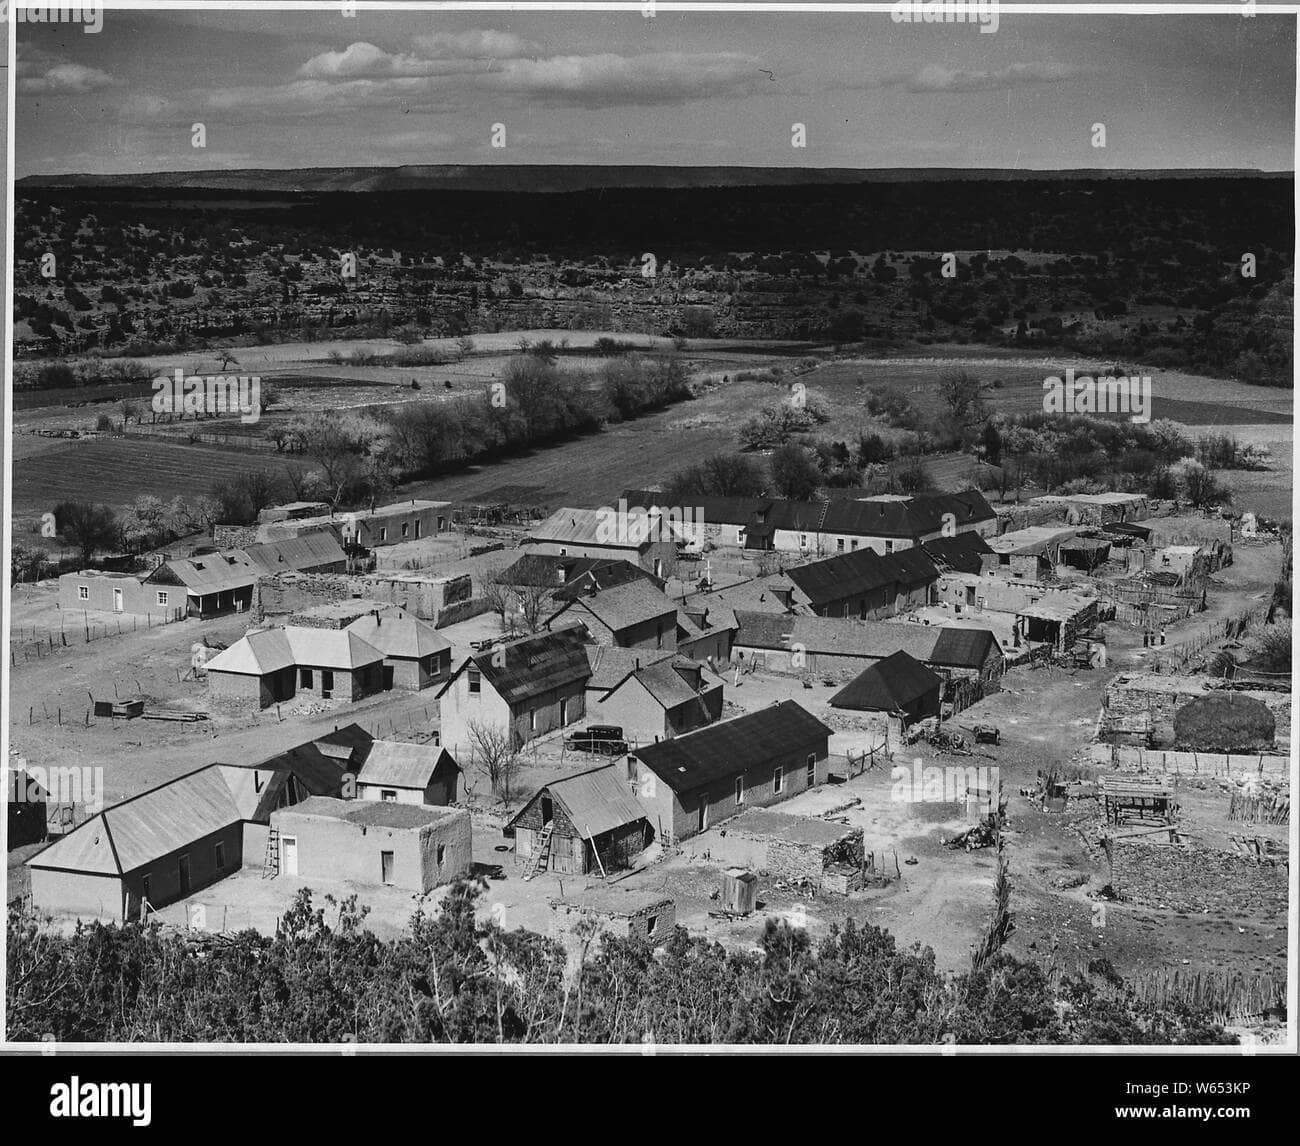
[467,719,520,805]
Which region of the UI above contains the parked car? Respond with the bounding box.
[566,725,629,755]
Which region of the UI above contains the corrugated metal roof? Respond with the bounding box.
[28,764,282,876]
[585,646,674,691]
[786,547,937,607]
[346,613,450,659]
[829,651,942,712]
[930,627,1001,669]
[206,626,385,675]
[528,507,646,550]
[922,533,993,574]
[505,764,648,837]
[205,628,295,675]
[164,550,259,595]
[440,628,592,707]
[631,660,703,709]
[242,531,346,574]
[633,702,831,792]
[357,741,456,790]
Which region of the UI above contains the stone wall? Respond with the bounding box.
[1106,837,1288,916]
[213,524,258,549]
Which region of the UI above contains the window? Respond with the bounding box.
[379,527,387,542]
[436,844,446,866]
[773,766,784,794]
[78,585,89,601]
[799,534,808,548]
[559,698,569,726]
[529,708,537,732]
[851,539,859,550]
[836,538,845,553]
[414,521,422,538]
[300,668,313,688]
[646,914,658,935]
[156,591,169,607]
[215,841,227,869]
[468,667,481,694]
[885,540,895,554]
[320,670,334,699]
[381,789,397,802]
[401,523,410,538]
[735,776,745,805]
[806,753,816,787]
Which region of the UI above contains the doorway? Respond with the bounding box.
[281,836,298,877]
[178,854,192,896]
[698,799,708,832]
[381,851,395,885]
[112,588,124,612]
[541,796,554,825]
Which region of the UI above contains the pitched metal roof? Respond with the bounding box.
[28,764,286,876]
[505,764,648,838]
[585,645,675,691]
[164,550,259,595]
[632,702,831,793]
[625,659,703,710]
[930,626,1001,669]
[356,741,457,790]
[346,612,450,659]
[785,547,937,607]
[250,723,375,794]
[241,531,347,575]
[527,507,647,550]
[439,628,592,707]
[562,579,678,633]
[922,532,993,574]
[205,626,385,675]
[829,651,942,712]
[734,612,999,670]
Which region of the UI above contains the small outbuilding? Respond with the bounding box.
[270,797,472,893]
[355,741,461,805]
[549,889,676,945]
[828,650,942,727]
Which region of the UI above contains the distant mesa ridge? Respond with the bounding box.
[15,164,1285,195]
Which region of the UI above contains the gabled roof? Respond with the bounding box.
[829,651,942,712]
[527,507,647,550]
[622,659,704,710]
[437,628,592,707]
[785,547,937,607]
[556,579,678,634]
[923,532,993,574]
[28,763,287,876]
[505,764,648,837]
[632,702,831,792]
[356,741,457,790]
[585,645,675,691]
[242,531,347,575]
[498,554,663,598]
[346,612,450,660]
[205,626,385,675]
[163,550,259,595]
[733,612,1000,670]
[250,723,375,794]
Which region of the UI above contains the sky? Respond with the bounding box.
[11,6,1297,175]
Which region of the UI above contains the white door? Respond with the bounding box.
[281,836,298,876]
[112,588,124,612]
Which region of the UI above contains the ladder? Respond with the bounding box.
[523,823,554,881]
[262,827,280,879]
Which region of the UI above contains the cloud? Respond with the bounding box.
[297,31,539,79]
[835,61,1096,95]
[17,55,120,95]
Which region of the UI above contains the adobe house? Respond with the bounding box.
[270,798,471,893]
[585,655,724,745]
[58,570,184,620]
[506,764,651,876]
[148,551,259,618]
[547,579,679,651]
[355,742,461,805]
[549,890,676,946]
[205,626,385,709]
[26,763,300,921]
[436,628,591,754]
[340,499,452,548]
[345,609,451,690]
[628,701,833,845]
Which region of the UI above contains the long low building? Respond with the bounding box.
[732,611,1004,683]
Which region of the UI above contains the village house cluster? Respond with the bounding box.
[14,475,1276,956]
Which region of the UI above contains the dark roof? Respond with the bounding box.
[632,702,831,793]
[557,579,677,634]
[922,532,993,574]
[439,629,591,706]
[783,546,938,608]
[497,553,664,599]
[930,627,1001,670]
[829,651,942,712]
[249,723,375,795]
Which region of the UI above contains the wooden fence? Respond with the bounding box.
[1084,742,1290,780]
